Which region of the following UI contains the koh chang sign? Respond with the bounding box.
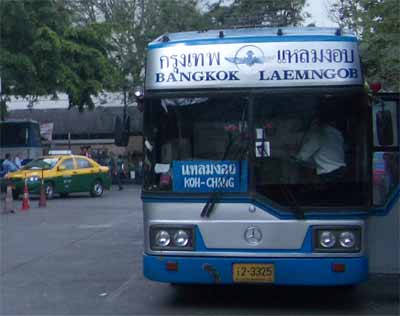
[172,160,247,193]
[145,40,362,90]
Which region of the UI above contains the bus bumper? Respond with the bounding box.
[143,254,368,286]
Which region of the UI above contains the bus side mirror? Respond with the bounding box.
[373,98,397,147]
[375,106,394,146]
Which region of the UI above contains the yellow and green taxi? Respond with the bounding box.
[6,155,111,199]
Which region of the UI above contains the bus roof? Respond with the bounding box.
[0,119,39,125]
[149,27,357,47]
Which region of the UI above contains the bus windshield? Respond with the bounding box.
[252,92,370,208]
[143,90,370,209]
[0,122,41,147]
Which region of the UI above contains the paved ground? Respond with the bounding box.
[0,185,399,315]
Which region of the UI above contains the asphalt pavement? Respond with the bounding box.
[0,185,399,315]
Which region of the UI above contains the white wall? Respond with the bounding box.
[367,201,399,274]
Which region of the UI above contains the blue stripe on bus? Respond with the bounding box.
[148,35,357,49]
[141,196,369,219]
[143,254,368,285]
[142,185,399,219]
[194,226,314,253]
[370,188,400,216]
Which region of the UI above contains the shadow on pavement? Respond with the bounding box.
[166,275,399,314]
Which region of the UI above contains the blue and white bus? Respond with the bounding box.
[141,27,399,285]
[0,120,42,163]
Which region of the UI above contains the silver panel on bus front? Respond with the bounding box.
[143,202,365,258]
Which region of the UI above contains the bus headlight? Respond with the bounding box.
[173,230,189,247]
[339,231,356,248]
[313,227,361,252]
[319,231,336,248]
[155,230,171,247]
[150,226,195,251]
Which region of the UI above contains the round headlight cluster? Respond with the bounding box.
[153,229,191,249]
[318,230,358,250]
[173,230,189,247]
[339,231,356,248]
[155,230,170,247]
[320,231,336,248]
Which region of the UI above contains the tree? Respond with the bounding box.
[205,0,308,28]
[329,0,400,91]
[66,0,206,91]
[0,0,117,114]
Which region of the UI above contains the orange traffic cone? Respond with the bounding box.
[38,181,46,208]
[2,183,15,214]
[21,179,30,211]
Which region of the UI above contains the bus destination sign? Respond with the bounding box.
[172,160,247,193]
[146,41,362,90]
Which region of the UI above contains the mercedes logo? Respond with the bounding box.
[244,226,263,245]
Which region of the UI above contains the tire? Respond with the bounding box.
[45,182,55,200]
[59,192,69,198]
[90,180,104,197]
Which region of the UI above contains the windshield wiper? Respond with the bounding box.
[201,134,249,218]
[280,185,304,219]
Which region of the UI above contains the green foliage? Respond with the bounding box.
[66,0,206,90]
[0,0,116,111]
[329,0,400,91]
[206,0,308,28]
[0,0,312,115]
[67,0,307,91]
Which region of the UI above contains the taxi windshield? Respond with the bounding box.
[22,158,59,170]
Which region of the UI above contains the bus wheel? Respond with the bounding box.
[45,183,55,200]
[59,192,69,198]
[90,181,103,197]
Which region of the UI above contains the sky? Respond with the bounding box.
[213,0,338,27]
[305,0,337,27]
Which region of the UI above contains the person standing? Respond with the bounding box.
[14,153,22,169]
[115,155,126,190]
[2,153,18,175]
[81,146,92,158]
[109,153,123,190]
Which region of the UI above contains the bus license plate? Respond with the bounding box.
[233,263,275,283]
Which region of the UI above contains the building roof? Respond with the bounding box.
[8,106,142,136]
[7,92,134,110]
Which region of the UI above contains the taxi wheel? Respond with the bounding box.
[90,181,104,197]
[45,182,55,200]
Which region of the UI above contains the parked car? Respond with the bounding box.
[5,155,111,199]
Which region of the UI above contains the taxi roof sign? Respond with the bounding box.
[48,150,72,156]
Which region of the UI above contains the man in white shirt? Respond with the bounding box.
[295,108,346,183]
[14,154,22,169]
